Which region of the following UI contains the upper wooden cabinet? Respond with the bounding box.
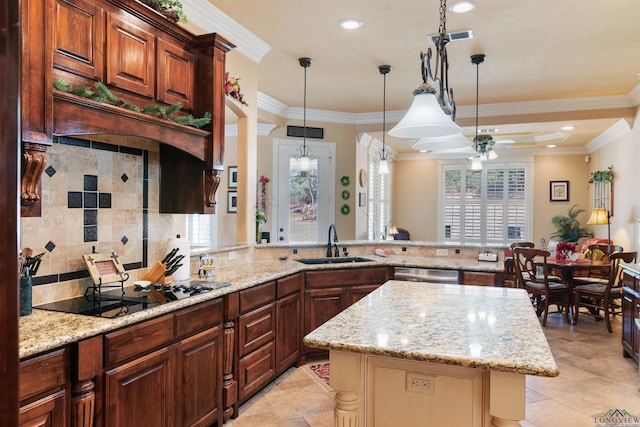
[21,0,234,215]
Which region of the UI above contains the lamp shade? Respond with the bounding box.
[411,132,471,151]
[587,208,609,225]
[470,156,483,170]
[389,91,462,139]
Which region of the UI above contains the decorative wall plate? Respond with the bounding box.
[340,176,350,186]
[341,190,350,200]
[341,204,350,215]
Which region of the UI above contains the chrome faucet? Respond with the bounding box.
[327,224,340,257]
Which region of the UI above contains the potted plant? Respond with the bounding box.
[550,205,593,242]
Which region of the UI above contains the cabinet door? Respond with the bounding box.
[461,271,498,286]
[106,14,155,97]
[304,287,347,334]
[349,284,381,306]
[19,389,66,427]
[276,291,301,373]
[105,347,174,427]
[238,302,276,358]
[52,0,104,80]
[238,341,275,402]
[176,326,223,427]
[622,289,636,360]
[157,37,194,110]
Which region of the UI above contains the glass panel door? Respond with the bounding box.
[273,139,335,243]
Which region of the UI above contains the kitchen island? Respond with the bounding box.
[303,280,558,427]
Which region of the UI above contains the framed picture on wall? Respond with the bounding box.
[550,180,569,202]
[227,191,238,213]
[228,166,238,188]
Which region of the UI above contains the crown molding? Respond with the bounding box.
[584,118,632,153]
[181,0,270,63]
[258,89,639,125]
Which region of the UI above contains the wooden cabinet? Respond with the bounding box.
[460,271,504,287]
[103,298,224,427]
[621,268,640,361]
[105,346,175,427]
[22,0,235,216]
[276,273,304,374]
[19,349,68,427]
[304,266,391,357]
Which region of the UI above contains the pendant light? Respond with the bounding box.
[377,65,391,175]
[470,53,497,168]
[388,0,462,139]
[296,57,312,170]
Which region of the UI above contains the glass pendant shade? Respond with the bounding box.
[487,149,498,160]
[378,159,390,175]
[299,155,310,171]
[389,91,462,139]
[470,156,483,170]
[412,132,471,151]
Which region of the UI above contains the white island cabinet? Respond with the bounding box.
[303,281,558,427]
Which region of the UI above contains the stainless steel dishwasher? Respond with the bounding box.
[393,267,460,284]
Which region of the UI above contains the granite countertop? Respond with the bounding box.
[20,256,504,359]
[621,263,640,277]
[303,280,559,377]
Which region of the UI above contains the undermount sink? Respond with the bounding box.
[295,257,372,265]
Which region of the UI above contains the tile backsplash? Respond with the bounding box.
[22,135,185,305]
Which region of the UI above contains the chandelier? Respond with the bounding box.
[375,65,392,174]
[469,53,497,170]
[389,0,462,139]
[295,57,312,170]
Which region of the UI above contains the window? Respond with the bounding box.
[186,214,217,248]
[441,162,531,245]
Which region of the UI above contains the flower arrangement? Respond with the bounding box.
[224,72,248,106]
[555,242,576,261]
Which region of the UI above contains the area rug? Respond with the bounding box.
[309,362,330,386]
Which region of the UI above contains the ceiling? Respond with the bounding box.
[182,0,640,156]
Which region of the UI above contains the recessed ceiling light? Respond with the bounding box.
[561,125,574,131]
[339,19,363,30]
[546,144,557,148]
[449,1,476,13]
[419,150,427,153]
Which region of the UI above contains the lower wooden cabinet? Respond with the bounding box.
[105,346,175,427]
[237,341,276,401]
[276,291,302,373]
[175,326,223,427]
[19,348,68,427]
[460,271,504,286]
[621,268,640,361]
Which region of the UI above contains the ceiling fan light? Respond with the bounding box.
[412,132,471,151]
[389,91,462,139]
[487,150,498,160]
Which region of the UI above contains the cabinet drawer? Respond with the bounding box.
[239,281,276,313]
[238,341,275,401]
[305,267,390,288]
[175,298,223,338]
[277,273,303,298]
[19,348,67,402]
[239,302,275,357]
[461,271,497,286]
[105,314,174,366]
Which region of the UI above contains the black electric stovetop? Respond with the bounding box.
[35,280,231,318]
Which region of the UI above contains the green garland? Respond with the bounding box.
[53,80,211,128]
[588,165,614,183]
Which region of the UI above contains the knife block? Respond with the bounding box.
[142,261,167,284]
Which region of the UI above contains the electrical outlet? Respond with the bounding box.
[436,249,448,256]
[406,373,437,396]
[402,247,407,252]
[455,249,460,254]
[292,248,298,254]
[227,251,236,261]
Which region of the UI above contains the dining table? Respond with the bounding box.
[542,257,612,322]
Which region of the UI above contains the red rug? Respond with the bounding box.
[309,362,330,385]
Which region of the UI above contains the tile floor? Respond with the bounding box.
[225,313,639,427]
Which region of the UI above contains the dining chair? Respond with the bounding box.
[510,242,535,249]
[573,244,623,286]
[513,248,571,326]
[573,251,637,332]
